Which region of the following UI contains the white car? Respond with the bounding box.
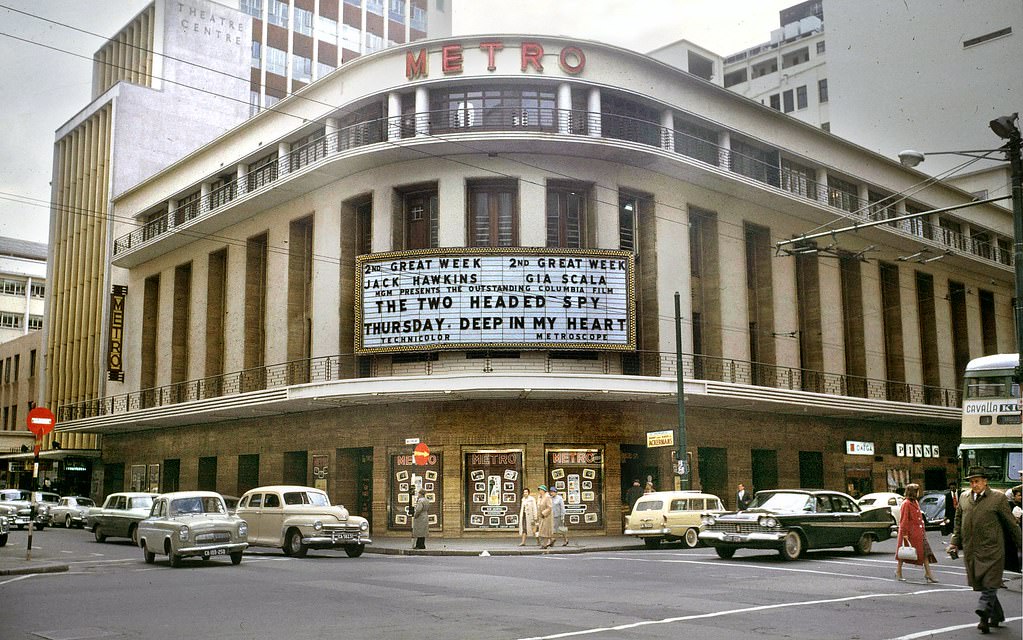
[49,496,96,528]
[857,492,903,523]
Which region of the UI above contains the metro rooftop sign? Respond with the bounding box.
[406,41,586,80]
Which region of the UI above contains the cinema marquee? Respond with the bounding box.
[406,41,586,81]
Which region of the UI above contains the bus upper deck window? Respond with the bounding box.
[980,416,992,425]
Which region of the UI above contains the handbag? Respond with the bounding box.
[897,538,918,562]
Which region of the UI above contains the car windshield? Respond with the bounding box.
[76,498,95,507]
[634,500,663,511]
[919,494,944,519]
[749,492,815,513]
[859,498,876,505]
[283,491,330,507]
[169,496,225,516]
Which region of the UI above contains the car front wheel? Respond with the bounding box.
[715,546,735,559]
[0,533,7,547]
[344,544,365,558]
[66,515,73,528]
[230,552,243,565]
[142,542,155,564]
[170,553,183,568]
[284,529,308,557]
[853,533,873,555]
[643,537,661,549]
[683,528,700,549]
[780,531,804,561]
[94,526,106,543]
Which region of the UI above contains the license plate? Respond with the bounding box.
[724,535,742,543]
[641,523,652,529]
[332,531,358,542]
[203,548,227,557]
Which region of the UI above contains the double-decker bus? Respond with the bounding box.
[960,354,1023,490]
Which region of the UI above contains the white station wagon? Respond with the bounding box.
[236,485,370,557]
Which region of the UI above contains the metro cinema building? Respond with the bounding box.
[54,37,1012,537]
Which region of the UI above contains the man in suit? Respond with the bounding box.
[736,483,752,511]
[949,467,1022,633]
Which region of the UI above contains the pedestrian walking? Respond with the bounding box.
[411,488,431,550]
[518,488,538,546]
[941,480,958,539]
[949,467,1022,634]
[894,483,937,583]
[550,487,569,547]
[625,479,643,512]
[643,481,655,495]
[537,485,553,549]
[736,483,752,511]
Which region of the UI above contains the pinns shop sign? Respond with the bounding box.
[406,41,586,80]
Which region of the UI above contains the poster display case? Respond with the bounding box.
[464,449,523,530]
[389,450,442,530]
[546,448,603,530]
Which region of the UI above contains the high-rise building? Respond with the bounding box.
[38,0,449,476]
[0,237,46,346]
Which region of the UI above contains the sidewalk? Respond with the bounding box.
[366,535,646,556]
[0,545,69,576]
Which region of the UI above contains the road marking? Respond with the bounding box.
[67,558,137,565]
[601,556,942,584]
[515,588,969,640]
[886,616,1022,639]
[0,574,37,586]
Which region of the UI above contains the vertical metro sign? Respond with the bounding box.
[108,285,127,382]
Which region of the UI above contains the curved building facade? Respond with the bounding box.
[55,37,1010,536]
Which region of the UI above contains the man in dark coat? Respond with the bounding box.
[941,481,958,538]
[949,467,1022,634]
[412,489,431,550]
[736,483,752,511]
[625,480,644,512]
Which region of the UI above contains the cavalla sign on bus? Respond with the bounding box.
[355,248,635,354]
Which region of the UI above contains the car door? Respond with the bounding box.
[665,497,688,537]
[262,492,285,545]
[801,494,837,547]
[829,494,861,544]
[239,493,264,543]
[110,496,130,536]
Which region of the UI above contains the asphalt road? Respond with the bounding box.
[1,528,1020,640]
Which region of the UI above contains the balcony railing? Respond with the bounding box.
[55,350,961,422]
[113,107,1011,267]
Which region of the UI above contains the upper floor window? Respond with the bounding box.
[241,0,263,18]
[294,7,313,36]
[267,0,289,28]
[674,117,720,166]
[29,282,44,298]
[816,41,826,54]
[602,94,661,148]
[367,0,384,15]
[411,4,427,30]
[27,315,42,331]
[0,313,21,329]
[818,78,829,103]
[293,54,312,82]
[546,182,588,249]
[402,187,438,250]
[248,153,280,191]
[827,175,859,213]
[1,279,26,297]
[469,180,518,247]
[251,41,261,68]
[316,62,334,80]
[316,15,338,40]
[389,0,405,21]
[619,194,639,253]
[175,190,202,223]
[266,45,287,76]
[341,24,361,51]
[796,85,807,110]
[780,158,817,200]
[430,86,556,132]
[782,89,794,113]
[366,32,384,53]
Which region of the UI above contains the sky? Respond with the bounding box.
[0,0,795,244]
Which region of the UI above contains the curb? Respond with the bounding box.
[365,544,644,556]
[0,563,69,576]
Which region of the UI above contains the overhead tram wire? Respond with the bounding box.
[0,10,997,273]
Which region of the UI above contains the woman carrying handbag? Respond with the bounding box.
[896,483,938,582]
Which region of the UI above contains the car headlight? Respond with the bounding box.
[313,520,323,531]
[702,516,715,526]
[178,525,189,542]
[360,520,369,532]
[238,522,248,537]
[758,516,778,528]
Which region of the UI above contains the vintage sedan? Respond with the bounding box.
[138,491,248,567]
[624,490,725,548]
[0,503,13,545]
[919,491,949,530]
[236,485,370,557]
[857,491,904,522]
[91,492,157,544]
[48,496,95,528]
[0,488,49,529]
[699,489,895,560]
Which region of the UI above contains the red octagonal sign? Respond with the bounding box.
[26,407,56,437]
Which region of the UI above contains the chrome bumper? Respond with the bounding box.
[624,527,670,536]
[302,532,371,547]
[177,542,248,558]
[699,530,786,543]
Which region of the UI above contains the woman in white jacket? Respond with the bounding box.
[518,488,538,546]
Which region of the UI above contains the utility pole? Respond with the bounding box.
[674,292,689,490]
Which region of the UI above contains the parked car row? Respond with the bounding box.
[19,485,372,568]
[0,488,61,530]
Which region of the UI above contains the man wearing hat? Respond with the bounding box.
[949,467,1022,633]
[536,485,553,549]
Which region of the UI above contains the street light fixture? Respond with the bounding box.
[900,113,1023,382]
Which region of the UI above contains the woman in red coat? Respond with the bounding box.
[896,483,938,582]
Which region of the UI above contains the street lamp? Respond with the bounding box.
[899,113,1023,383]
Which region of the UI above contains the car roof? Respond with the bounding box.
[757,489,851,497]
[240,485,325,495]
[635,491,721,500]
[860,492,902,498]
[158,491,224,500]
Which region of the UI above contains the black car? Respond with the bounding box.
[698,489,895,561]
[919,491,948,531]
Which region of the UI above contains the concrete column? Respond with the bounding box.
[437,175,465,247]
[899,267,922,385]
[772,255,799,369]
[587,87,601,137]
[387,91,402,141]
[519,171,546,246]
[857,183,869,217]
[277,141,291,175]
[860,262,885,381]
[325,117,339,153]
[223,238,248,374]
[312,203,341,357]
[415,86,429,136]
[168,198,178,227]
[557,83,572,134]
[200,182,211,213]
[236,163,248,195]
[717,225,749,362]
[657,207,691,353]
[718,130,731,170]
[264,225,288,367]
[817,167,830,206]
[660,109,674,153]
[818,258,845,375]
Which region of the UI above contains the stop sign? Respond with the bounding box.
[26,407,55,437]
[413,442,430,465]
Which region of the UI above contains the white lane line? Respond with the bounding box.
[886,615,1022,640]
[0,574,37,586]
[67,558,137,565]
[515,588,967,640]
